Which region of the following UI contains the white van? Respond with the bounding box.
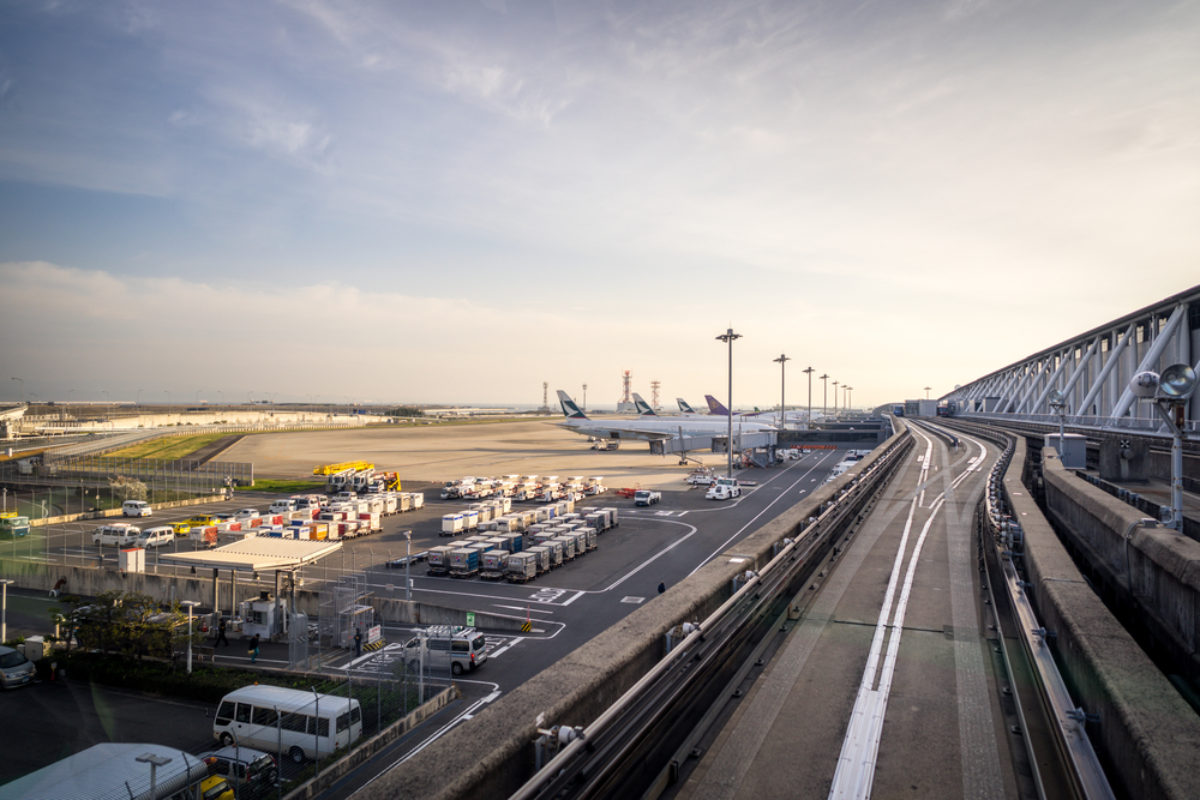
[213,685,362,764]
[401,626,488,675]
[268,499,296,514]
[122,500,151,517]
[93,524,140,547]
[135,526,174,548]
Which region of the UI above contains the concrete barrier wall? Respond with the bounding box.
[1042,448,1200,673]
[357,424,913,800]
[1005,439,1200,800]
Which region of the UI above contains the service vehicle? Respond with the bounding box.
[121,499,151,517]
[134,525,174,548]
[268,499,297,514]
[401,625,487,675]
[634,490,662,506]
[0,514,30,539]
[169,521,191,537]
[0,743,210,799]
[706,476,743,500]
[213,685,361,764]
[92,523,140,546]
[200,745,279,799]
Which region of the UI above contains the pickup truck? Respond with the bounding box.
[634,490,662,506]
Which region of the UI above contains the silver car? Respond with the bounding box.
[0,645,36,689]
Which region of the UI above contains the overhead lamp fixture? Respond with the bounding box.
[1129,363,1196,531]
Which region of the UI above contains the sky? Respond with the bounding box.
[1,0,1197,409]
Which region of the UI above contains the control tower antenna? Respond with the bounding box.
[650,380,661,411]
[540,381,550,414]
[621,370,632,404]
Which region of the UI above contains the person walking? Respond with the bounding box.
[216,617,229,647]
[657,581,666,595]
[353,627,362,658]
[248,633,260,664]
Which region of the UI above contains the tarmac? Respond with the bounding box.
[223,417,737,490]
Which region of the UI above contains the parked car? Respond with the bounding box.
[199,746,278,800]
[0,645,36,689]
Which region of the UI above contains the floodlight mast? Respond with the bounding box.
[773,354,790,430]
[802,366,814,428]
[716,329,742,478]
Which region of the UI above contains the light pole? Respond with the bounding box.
[802,366,814,427]
[403,530,413,601]
[819,374,829,418]
[716,329,742,478]
[1,579,12,643]
[924,386,931,400]
[832,380,839,413]
[846,386,853,411]
[135,752,172,800]
[582,384,587,414]
[1131,365,1197,531]
[181,600,200,674]
[773,354,790,429]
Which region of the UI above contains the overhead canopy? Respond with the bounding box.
[159,537,342,572]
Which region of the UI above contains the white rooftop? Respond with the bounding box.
[159,537,342,571]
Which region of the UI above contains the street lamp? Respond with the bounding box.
[802,366,814,427]
[715,328,742,478]
[819,374,829,418]
[135,752,172,800]
[181,600,200,674]
[403,530,413,602]
[1,579,13,643]
[1130,364,1197,531]
[773,354,790,429]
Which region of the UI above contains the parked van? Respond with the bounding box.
[122,500,151,517]
[135,526,174,548]
[213,685,362,764]
[92,523,139,547]
[268,499,296,514]
[401,626,487,675]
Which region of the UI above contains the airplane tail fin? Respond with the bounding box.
[557,390,588,419]
[632,393,656,415]
[677,398,696,414]
[705,394,730,416]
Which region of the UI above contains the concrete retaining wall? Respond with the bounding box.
[1041,448,1200,675]
[1006,439,1200,800]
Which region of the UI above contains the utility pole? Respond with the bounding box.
[716,329,742,478]
[773,354,790,429]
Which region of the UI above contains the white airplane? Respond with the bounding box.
[556,390,777,455]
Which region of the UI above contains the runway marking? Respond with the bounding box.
[621,596,645,604]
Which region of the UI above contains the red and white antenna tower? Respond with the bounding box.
[620,370,632,404]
